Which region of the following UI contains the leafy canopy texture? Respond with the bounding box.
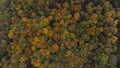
[0,0,119,68]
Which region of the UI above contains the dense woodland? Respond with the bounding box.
[0,0,120,68]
